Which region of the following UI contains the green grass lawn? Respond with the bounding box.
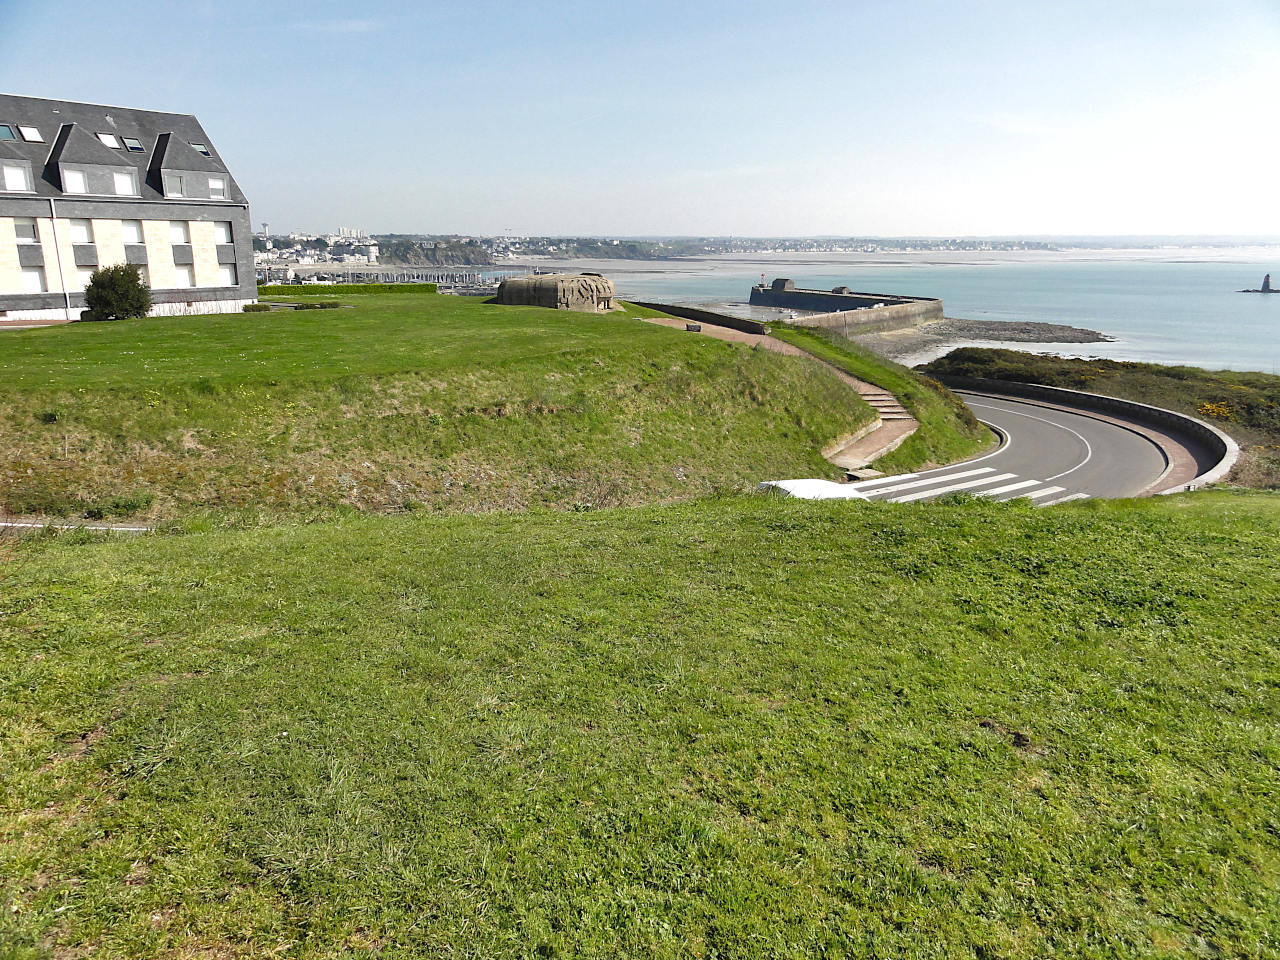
[920,348,1280,488]
[3,491,1278,957]
[0,296,874,520]
[768,325,992,471]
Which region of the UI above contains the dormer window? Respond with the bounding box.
[113,169,138,196]
[96,132,121,148]
[17,125,43,143]
[2,161,32,192]
[190,142,211,157]
[121,137,144,153]
[163,173,186,197]
[209,176,227,200]
[0,125,15,141]
[63,168,88,194]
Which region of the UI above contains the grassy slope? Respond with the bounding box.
[0,295,873,519]
[920,348,1280,487]
[769,325,992,471]
[3,492,1278,958]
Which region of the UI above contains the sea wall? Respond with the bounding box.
[935,375,1240,491]
[785,298,943,334]
[750,283,943,331]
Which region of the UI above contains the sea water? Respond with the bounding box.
[552,250,1280,372]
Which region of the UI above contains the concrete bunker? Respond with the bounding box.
[495,273,617,313]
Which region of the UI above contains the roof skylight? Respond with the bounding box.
[97,132,122,148]
[190,142,211,157]
[17,126,43,143]
[121,137,145,152]
[0,125,15,141]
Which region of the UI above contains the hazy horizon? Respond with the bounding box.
[5,0,1278,238]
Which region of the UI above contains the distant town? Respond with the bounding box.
[255,229,1280,284]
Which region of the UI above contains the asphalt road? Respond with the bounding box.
[847,391,1171,505]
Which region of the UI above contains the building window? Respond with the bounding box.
[2,162,31,191]
[218,263,238,286]
[213,221,233,244]
[0,125,15,141]
[209,176,227,200]
[190,142,211,157]
[63,168,87,194]
[69,219,94,245]
[21,266,46,293]
[97,133,121,149]
[17,125,43,143]
[136,265,149,286]
[170,220,190,244]
[121,219,144,245]
[77,267,95,290]
[113,170,137,196]
[121,137,145,153]
[14,217,37,244]
[163,173,185,198]
[173,265,194,288]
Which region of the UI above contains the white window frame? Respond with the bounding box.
[77,267,96,290]
[17,125,43,143]
[213,221,233,244]
[217,263,238,287]
[208,176,227,200]
[136,264,150,286]
[2,162,32,192]
[169,220,190,244]
[63,168,88,194]
[69,219,94,245]
[172,264,194,289]
[21,266,46,293]
[97,132,122,149]
[13,217,37,244]
[121,137,145,153]
[163,173,185,198]
[113,169,138,196]
[121,219,144,245]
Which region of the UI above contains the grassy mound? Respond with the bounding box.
[769,325,992,471]
[0,295,874,520]
[921,348,1280,487]
[3,492,1278,956]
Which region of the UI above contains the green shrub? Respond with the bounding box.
[83,264,151,321]
[243,303,272,313]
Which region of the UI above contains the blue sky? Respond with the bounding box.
[3,0,1278,236]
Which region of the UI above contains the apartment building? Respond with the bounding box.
[0,94,255,323]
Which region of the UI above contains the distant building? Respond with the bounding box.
[495,273,616,312]
[0,94,256,323]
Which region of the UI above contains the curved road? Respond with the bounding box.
[841,391,1171,505]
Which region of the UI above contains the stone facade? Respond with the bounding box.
[495,273,616,313]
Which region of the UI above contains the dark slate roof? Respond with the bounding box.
[0,93,246,204]
[151,132,225,174]
[47,122,128,168]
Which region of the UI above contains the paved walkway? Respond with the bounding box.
[643,316,918,469]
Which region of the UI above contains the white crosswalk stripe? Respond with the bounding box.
[888,472,1018,503]
[766,466,1094,506]
[857,467,997,498]
[1038,492,1091,506]
[977,478,1043,498]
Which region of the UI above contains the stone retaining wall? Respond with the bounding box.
[631,302,769,335]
